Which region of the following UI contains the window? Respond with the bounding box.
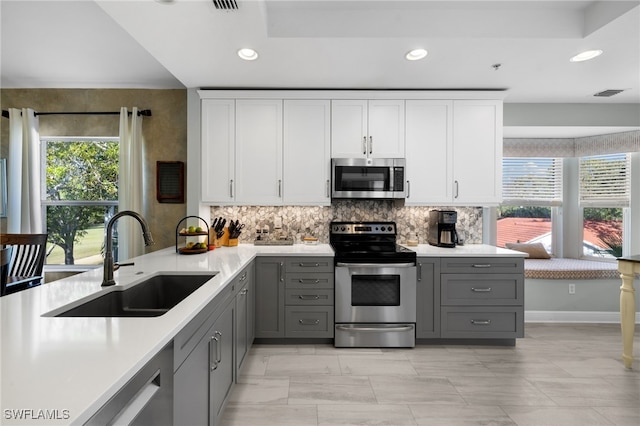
[41,137,119,266]
[498,158,562,253]
[579,153,630,258]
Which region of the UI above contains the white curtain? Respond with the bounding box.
[7,108,43,233]
[118,107,145,260]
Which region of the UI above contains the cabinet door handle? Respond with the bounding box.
[472,264,492,268]
[240,288,249,295]
[278,179,282,198]
[417,262,422,282]
[298,279,321,284]
[362,136,367,155]
[229,179,234,198]
[369,136,373,154]
[299,319,320,325]
[471,287,492,292]
[298,295,320,300]
[470,319,492,326]
[406,180,410,198]
[214,331,223,363]
[279,262,284,282]
[209,335,218,371]
[326,180,330,198]
[454,180,459,199]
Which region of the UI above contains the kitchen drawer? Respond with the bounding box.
[440,257,524,274]
[441,306,524,338]
[441,274,523,306]
[285,306,334,338]
[284,257,333,273]
[285,273,334,289]
[285,289,334,306]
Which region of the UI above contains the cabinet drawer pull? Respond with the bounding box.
[298,279,321,284]
[298,263,320,267]
[470,319,492,326]
[472,264,492,268]
[298,295,320,300]
[299,319,320,325]
[471,287,492,292]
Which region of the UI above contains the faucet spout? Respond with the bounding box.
[102,210,154,287]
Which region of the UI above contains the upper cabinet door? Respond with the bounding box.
[405,100,453,204]
[452,100,503,206]
[331,100,405,158]
[201,99,235,203]
[283,100,331,205]
[331,100,368,158]
[367,100,405,158]
[235,100,283,204]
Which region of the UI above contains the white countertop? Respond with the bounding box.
[403,243,528,257]
[0,242,521,425]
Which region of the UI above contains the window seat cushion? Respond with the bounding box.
[525,258,619,280]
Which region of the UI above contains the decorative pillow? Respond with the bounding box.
[505,242,551,259]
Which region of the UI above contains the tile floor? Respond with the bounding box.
[221,323,640,426]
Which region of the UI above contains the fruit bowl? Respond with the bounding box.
[178,247,207,255]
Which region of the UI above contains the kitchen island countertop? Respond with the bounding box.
[403,243,528,257]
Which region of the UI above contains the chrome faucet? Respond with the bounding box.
[102,210,154,286]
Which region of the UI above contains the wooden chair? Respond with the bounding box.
[0,233,48,296]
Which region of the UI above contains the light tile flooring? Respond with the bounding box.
[221,324,640,426]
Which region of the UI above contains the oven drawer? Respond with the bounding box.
[285,289,334,306]
[440,258,524,274]
[285,273,334,290]
[284,258,333,274]
[441,274,523,306]
[285,306,334,338]
[441,307,524,338]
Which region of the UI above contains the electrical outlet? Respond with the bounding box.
[274,216,282,229]
[568,283,576,295]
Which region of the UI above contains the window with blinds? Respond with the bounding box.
[579,153,631,207]
[502,157,563,206]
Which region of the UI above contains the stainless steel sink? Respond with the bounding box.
[53,273,216,317]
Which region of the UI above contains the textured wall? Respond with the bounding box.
[0,89,187,252]
[209,202,482,245]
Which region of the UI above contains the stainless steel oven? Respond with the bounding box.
[330,222,417,348]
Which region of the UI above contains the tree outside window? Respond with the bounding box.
[42,138,119,265]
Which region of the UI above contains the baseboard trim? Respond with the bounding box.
[525,310,640,324]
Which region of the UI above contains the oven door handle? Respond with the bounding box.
[336,325,415,332]
[336,262,415,268]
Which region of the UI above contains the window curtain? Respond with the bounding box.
[118,107,145,261]
[7,108,42,233]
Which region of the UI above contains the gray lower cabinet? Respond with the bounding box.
[440,257,524,339]
[416,258,440,338]
[174,263,253,426]
[255,256,334,339]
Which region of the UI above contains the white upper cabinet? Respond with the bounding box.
[201,99,235,203]
[451,100,503,206]
[235,100,283,204]
[331,100,405,158]
[405,100,453,205]
[404,99,503,206]
[283,100,331,205]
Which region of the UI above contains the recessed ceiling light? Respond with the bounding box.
[238,48,258,61]
[405,49,428,61]
[570,49,603,62]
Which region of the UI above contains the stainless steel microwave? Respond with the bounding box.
[331,158,406,199]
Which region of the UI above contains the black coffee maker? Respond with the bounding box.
[427,210,459,248]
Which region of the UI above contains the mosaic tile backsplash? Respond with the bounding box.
[209,201,482,245]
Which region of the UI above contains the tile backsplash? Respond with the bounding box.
[209,201,482,245]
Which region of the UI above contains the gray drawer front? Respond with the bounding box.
[285,257,333,273]
[441,274,523,306]
[285,306,334,338]
[441,307,524,338]
[285,289,334,306]
[441,257,524,274]
[285,273,334,289]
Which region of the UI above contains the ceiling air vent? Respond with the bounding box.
[213,0,238,10]
[594,89,624,97]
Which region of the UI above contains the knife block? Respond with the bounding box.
[220,227,230,246]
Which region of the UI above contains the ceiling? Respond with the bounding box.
[1,0,639,136]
